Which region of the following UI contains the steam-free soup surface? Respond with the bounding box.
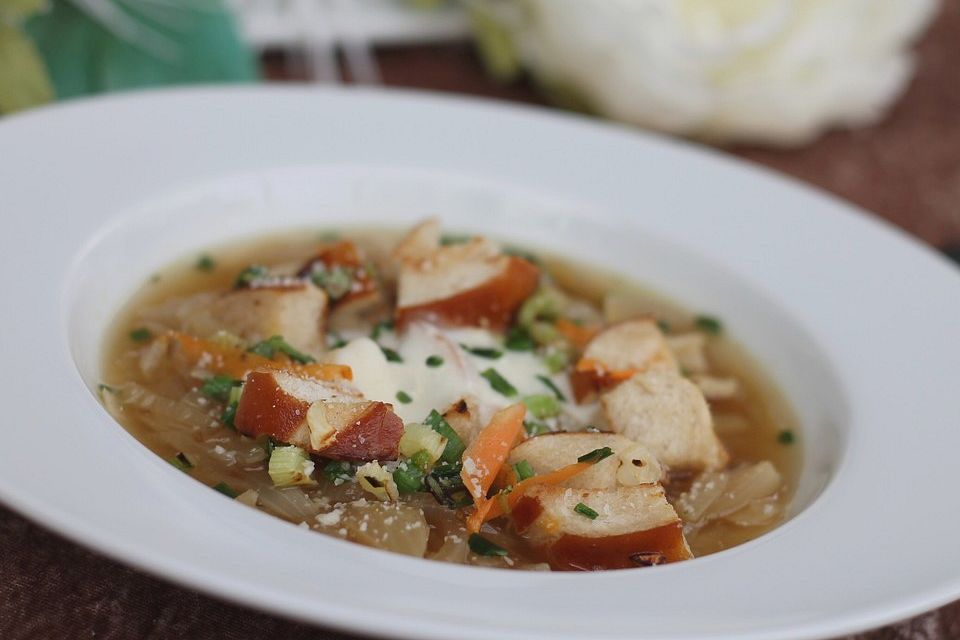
[101,224,800,569]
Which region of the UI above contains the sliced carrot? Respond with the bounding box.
[169,332,352,381]
[466,461,593,532]
[460,403,526,501]
[555,318,599,349]
[575,357,638,382]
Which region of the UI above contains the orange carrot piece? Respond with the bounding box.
[460,403,526,501]
[575,357,637,382]
[555,318,599,349]
[169,332,351,381]
[467,461,593,532]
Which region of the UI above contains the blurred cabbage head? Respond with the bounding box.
[469,0,939,146]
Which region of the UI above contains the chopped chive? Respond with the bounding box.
[504,326,536,351]
[129,327,152,343]
[535,374,567,402]
[522,394,560,420]
[460,344,503,359]
[234,265,269,288]
[425,355,444,367]
[370,319,395,340]
[524,420,550,436]
[777,429,795,445]
[513,460,535,481]
[468,533,508,557]
[574,502,599,520]
[424,410,466,463]
[578,447,614,464]
[213,482,238,498]
[323,460,354,485]
[381,347,403,363]
[396,390,413,404]
[657,319,672,334]
[440,233,472,246]
[327,333,347,349]
[543,346,571,374]
[694,315,723,335]
[170,452,193,472]
[221,386,242,429]
[264,437,277,458]
[248,335,316,364]
[311,265,354,300]
[200,375,240,403]
[195,254,216,271]
[480,368,517,397]
[393,461,425,494]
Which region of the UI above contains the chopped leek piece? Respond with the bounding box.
[468,533,508,557]
[460,344,503,359]
[248,335,316,364]
[694,315,723,335]
[578,447,614,463]
[195,254,215,271]
[543,345,571,374]
[574,502,599,520]
[234,264,268,288]
[268,445,317,487]
[393,461,425,494]
[399,423,447,464]
[213,482,239,498]
[200,375,240,403]
[170,452,193,472]
[518,287,563,328]
[129,327,152,343]
[522,394,560,419]
[396,390,413,404]
[480,368,517,397]
[535,374,567,402]
[424,410,466,464]
[370,319,394,340]
[220,385,242,429]
[425,355,444,367]
[381,347,403,363]
[513,460,535,481]
[504,326,535,351]
[357,461,399,501]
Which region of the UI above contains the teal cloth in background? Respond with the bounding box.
[25,0,256,100]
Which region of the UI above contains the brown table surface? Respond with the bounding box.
[3,3,959,639]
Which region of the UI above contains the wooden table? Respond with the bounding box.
[2,3,958,638]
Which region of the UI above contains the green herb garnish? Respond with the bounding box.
[524,420,550,436]
[578,447,614,464]
[220,386,242,430]
[425,355,444,367]
[536,374,567,402]
[504,326,536,351]
[396,390,413,404]
[310,265,354,300]
[694,315,723,335]
[425,463,472,508]
[468,533,508,557]
[440,234,472,246]
[370,319,395,340]
[129,327,152,343]
[327,333,347,349]
[200,375,240,403]
[513,460,535,481]
[248,335,316,364]
[170,452,193,472]
[574,502,599,520]
[777,430,795,445]
[460,344,503,359]
[522,394,560,420]
[323,460,354,485]
[195,254,215,271]
[213,482,239,498]
[381,347,403,363]
[480,368,518,397]
[424,409,466,464]
[234,265,269,288]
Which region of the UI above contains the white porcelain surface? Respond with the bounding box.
[0,87,958,640]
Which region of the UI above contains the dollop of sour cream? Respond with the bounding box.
[326,322,590,427]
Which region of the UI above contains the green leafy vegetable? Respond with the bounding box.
[323,460,354,485]
[480,368,518,397]
[504,326,536,351]
[200,375,240,403]
[468,533,508,557]
[248,335,316,364]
